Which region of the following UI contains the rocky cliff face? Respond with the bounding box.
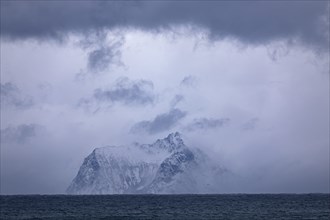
[67,132,225,194]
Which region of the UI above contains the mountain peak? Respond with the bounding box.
[168,131,181,138]
[166,131,183,144]
[152,132,184,153]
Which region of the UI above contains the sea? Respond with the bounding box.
[1,194,329,219]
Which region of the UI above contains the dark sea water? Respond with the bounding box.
[1,194,329,219]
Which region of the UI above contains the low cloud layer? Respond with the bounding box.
[131,108,187,134]
[1,1,328,50]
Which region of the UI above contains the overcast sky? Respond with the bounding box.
[1,1,329,194]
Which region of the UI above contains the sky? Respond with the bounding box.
[0,1,329,194]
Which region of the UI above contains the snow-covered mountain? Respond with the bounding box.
[67,132,226,194]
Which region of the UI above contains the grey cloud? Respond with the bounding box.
[79,77,155,111]
[94,77,154,105]
[242,118,259,131]
[1,82,34,109]
[86,34,125,73]
[131,108,187,134]
[74,32,125,79]
[88,46,121,72]
[266,42,291,61]
[170,94,184,108]
[1,124,43,144]
[1,1,328,50]
[78,31,108,50]
[185,118,230,132]
[180,75,197,87]
[37,82,52,92]
[76,98,98,114]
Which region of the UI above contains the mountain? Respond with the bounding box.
[67,132,226,194]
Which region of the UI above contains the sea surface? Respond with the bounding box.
[1,194,329,219]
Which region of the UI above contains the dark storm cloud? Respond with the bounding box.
[1,82,34,109]
[1,1,328,49]
[1,124,42,144]
[131,108,187,134]
[185,117,230,132]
